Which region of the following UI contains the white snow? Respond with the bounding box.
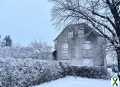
[33,76,111,87]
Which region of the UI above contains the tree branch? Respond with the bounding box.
[115,0,120,7]
[92,11,116,29]
[67,7,116,37]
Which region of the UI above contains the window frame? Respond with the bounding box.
[82,41,93,58]
[83,41,92,50]
[61,43,69,58]
[78,29,84,38]
[68,31,73,39]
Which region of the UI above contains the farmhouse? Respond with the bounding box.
[54,23,107,67]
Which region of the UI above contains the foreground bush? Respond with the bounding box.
[0,58,63,87]
[59,62,109,79]
[0,58,109,87]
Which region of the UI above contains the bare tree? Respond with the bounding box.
[50,0,120,74]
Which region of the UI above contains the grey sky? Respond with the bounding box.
[0,0,59,46]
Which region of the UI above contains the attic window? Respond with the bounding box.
[78,30,84,38]
[68,32,73,39]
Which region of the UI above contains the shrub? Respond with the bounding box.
[0,58,109,87]
[59,62,109,79]
[0,58,64,87]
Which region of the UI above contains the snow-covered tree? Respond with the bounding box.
[30,41,52,59]
[0,41,53,60]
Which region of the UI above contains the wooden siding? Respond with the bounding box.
[55,23,106,67]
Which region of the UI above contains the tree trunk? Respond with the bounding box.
[116,47,120,77]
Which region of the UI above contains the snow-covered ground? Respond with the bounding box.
[33,76,111,87]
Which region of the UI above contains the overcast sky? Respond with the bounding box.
[0,0,59,46]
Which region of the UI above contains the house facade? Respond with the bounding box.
[54,23,107,67]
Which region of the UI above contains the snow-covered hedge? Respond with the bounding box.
[0,58,109,87]
[59,62,109,79]
[0,58,63,87]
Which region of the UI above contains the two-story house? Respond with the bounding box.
[54,23,107,67]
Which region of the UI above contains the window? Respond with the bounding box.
[62,43,68,58]
[68,32,73,39]
[82,50,92,57]
[83,41,92,49]
[82,41,92,57]
[78,30,84,38]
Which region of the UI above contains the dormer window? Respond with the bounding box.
[68,31,73,39]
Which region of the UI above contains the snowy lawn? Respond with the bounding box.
[33,76,111,87]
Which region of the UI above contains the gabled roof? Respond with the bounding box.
[54,23,100,41]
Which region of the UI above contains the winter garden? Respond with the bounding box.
[0,39,115,87]
[0,37,113,87]
[0,0,120,87]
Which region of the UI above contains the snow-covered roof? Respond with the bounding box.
[54,23,100,41]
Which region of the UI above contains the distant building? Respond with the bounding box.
[54,23,107,67]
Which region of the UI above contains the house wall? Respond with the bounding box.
[55,24,106,67]
[55,26,72,60]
